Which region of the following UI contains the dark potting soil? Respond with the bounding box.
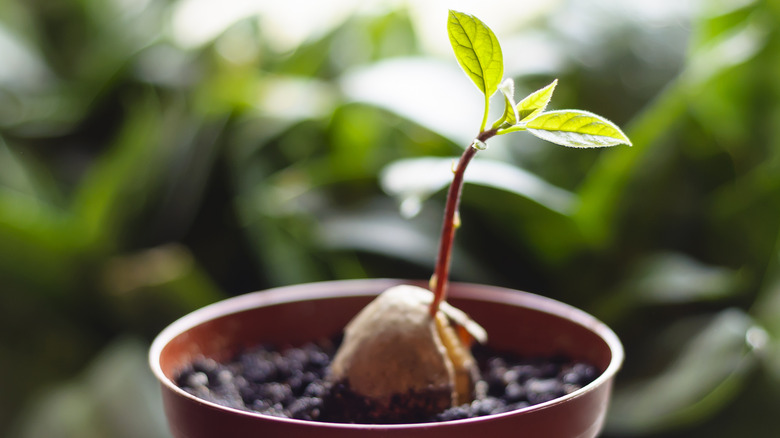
[175,338,599,424]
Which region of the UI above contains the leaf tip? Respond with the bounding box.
[447,9,467,22]
[498,78,515,97]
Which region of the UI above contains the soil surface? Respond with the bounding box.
[175,338,599,424]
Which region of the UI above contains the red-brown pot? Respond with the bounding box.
[149,279,623,437]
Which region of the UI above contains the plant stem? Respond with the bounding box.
[480,95,490,132]
[429,129,497,317]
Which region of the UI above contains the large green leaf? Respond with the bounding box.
[340,58,483,144]
[447,10,503,98]
[624,252,744,305]
[526,110,632,148]
[380,157,577,217]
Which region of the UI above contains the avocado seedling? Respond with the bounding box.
[325,10,631,422]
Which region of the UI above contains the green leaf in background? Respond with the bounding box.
[340,58,485,144]
[526,110,632,148]
[607,309,762,434]
[516,79,558,122]
[12,338,170,438]
[627,252,744,305]
[380,157,577,217]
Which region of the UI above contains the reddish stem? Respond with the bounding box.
[429,129,497,317]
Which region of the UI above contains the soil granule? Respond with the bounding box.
[175,338,599,424]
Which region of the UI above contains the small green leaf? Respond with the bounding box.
[492,78,518,129]
[447,10,503,98]
[517,79,557,122]
[526,110,632,148]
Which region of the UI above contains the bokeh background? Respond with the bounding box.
[2,0,779,436]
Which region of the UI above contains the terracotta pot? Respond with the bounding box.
[149,279,623,437]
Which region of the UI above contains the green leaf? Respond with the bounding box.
[517,79,558,122]
[622,252,743,305]
[380,157,576,217]
[447,10,503,98]
[608,310,759,434]
[491,78,518,129]
[526,110,632,148]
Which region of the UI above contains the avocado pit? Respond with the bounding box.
[324,285,486,422]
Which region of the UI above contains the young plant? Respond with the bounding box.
[326,10,631,422]
[429,10,632,317]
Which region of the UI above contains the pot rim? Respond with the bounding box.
[149,278,624,429]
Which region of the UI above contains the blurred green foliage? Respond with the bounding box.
[1,0,779,436]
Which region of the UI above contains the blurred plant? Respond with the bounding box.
[1,0,780,437]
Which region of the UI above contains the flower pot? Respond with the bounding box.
[149,278,623,437]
